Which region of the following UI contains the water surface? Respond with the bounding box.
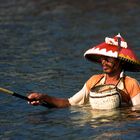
[0,0,140,139]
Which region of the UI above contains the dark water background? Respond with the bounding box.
[0,0,140,139]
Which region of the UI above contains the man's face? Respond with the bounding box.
[100,56,121,74]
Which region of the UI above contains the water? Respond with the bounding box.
[0,0,140,139]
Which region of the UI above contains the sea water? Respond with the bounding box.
[0,0,140,139]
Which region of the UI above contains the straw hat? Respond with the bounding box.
[84,34,140,72]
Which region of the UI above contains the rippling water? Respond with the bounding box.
[0,0,140,139]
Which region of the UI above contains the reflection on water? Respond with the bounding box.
[23,105,140,139]
[0,0,140,139]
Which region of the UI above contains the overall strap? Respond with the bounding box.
[90,75,105,90]
[93,75,105,88]
[116,75,131,105]
[86,74,105,92]
[116,74,128,93]
[122,76,129,93]
[115,77,123,88]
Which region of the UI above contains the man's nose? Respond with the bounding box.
[101,59,107,65]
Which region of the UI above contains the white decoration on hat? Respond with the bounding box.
[105,34,128,48]
[116,33,121,38]
[84,47,118,58]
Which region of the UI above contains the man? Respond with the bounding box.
[28,34,140,109]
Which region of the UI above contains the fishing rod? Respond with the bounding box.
[0,87,52,108]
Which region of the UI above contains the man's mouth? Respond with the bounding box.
[102,65,110,70]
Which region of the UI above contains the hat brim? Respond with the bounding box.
[84,53,140,72]
[118,56,140,72]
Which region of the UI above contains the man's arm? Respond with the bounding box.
[28,93,71,108]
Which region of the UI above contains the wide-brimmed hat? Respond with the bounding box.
[84,34,140,72]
